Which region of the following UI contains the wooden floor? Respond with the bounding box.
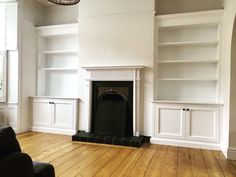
[17,132,236,177]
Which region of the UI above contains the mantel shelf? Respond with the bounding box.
[158,41,219,47]
[158,59,219,64]
[42,50,78,54]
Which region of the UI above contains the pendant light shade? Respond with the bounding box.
[48,0,80,5]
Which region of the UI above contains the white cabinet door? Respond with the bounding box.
[52,100,74,129]
[154,105,185,140]
[0,106,5,127]
[186,106,220,143]
[6,105,18,130]
[33,99,52,127]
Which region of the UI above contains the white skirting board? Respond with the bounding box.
[151,137,221,150]
[31,126,76,136]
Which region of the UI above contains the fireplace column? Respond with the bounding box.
[83,66,144,136]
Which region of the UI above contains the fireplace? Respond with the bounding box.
[72,66,149,147]
[92,81,133,137]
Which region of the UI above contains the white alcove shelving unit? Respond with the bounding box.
[152,10,224,150]
[36,23,79,98]
[31,23,79,135]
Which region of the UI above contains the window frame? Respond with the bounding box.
[0,51,7,102]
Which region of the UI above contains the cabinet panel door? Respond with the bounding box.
[33,100,52,127]
[154,105,185,139]
[0,106,5,127]
[6,105,17,129]
[53,100,73,129]
[186,106,220,143]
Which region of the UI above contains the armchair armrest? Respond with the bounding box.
[0,152,34,177]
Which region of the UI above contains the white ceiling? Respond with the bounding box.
[34,0,55,7]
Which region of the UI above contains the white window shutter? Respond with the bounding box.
[0,3,6,51]
[0,51,6,102]
[5,2,17,50]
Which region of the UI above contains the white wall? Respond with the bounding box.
[15,0,39,132]
[44,4,78,25]
[220,0,236,159]
[230,20,236,148]
[78,0,155,135]
[19,20,36,132]
[23,0,46,26]
[156,0,224,15]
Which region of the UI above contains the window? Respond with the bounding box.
[0,1,17,102]
[0,51,6,102]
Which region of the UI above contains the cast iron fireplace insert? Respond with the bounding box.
[92,81,133,137]
[72,81,149,147]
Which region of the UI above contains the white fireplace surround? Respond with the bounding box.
[83,65,144,136]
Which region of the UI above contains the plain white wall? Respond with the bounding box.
[23,0,46,26]
[156,0,224,15]
[19,19,36,132]
[16,0,39,132]
[44,4,79,25]
[220,0,236,159]
[78,0,155,135]
[230,19,236,148]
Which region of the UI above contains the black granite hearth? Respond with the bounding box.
[72,131,150,147]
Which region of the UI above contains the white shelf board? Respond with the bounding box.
[42,50,78,54]
[158,41,219,47]
[158,23,218,30]
[31,96,79,100]
[152,100,223,106]
[38,68,78,71]
[158,59,219,64]
[157,78,218,81]
[36,23,78,37]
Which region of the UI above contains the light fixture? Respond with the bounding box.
[48,0,80,5]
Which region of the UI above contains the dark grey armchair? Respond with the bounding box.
[0,127,55,177]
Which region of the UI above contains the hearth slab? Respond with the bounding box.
[72,131,149,147]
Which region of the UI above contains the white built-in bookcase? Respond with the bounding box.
[155,10,223,103]
[36,23,78,98]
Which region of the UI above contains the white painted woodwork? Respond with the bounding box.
[53,101,74,129]
[36,23,79,98]
[83,65,144,136]
[157,10,223,28]
[5,104,18,132]
[186,106,220,143]
[155,10,223,103]
[0,106,5,127]
[33,99,52,127]
[154,105,185,140]
[0,104,17,131]
[31,97,79,135]
[7,50,18,103]
[152,103,221,149]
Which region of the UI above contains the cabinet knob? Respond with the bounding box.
[183,108,186,111]
[186,109,190,111]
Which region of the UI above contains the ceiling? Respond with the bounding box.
[34,0,55,7]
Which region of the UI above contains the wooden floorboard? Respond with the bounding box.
[17,132,236,177]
